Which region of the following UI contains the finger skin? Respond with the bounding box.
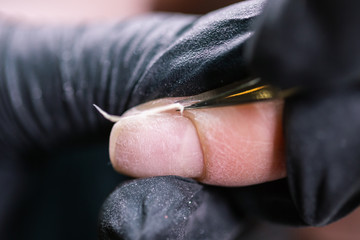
[109,113,204,179]
[186,100,285,186]
[109,98,285,186]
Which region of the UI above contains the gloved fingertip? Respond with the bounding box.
[98,176,244,240]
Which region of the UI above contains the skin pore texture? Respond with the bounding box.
[109,98,286,186]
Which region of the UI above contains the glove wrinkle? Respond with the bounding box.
[0,16,196,153]
[128,0,266,109]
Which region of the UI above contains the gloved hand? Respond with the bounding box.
[99,176,248,240]
[0,1,266,239]
[2,0,360,239]
[247,0,360,226]
[99,0,360,239]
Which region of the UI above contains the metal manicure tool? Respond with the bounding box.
[94,77,297,122]
[175,77,297,110]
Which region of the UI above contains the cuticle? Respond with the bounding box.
[181,110,207,181]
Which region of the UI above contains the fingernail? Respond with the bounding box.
[109,113,204,178]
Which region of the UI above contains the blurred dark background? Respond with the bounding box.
[13,137,129,240]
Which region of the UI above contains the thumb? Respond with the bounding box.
[109,98,285,186]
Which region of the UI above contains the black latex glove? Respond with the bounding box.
[2,0,360,239]
[99,1,360,238]
[99,176,299,240]
[247,0,360,226]
[99,176,247,240]
[0,1,267,239]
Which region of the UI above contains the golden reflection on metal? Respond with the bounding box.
[225,85,268,99]
[256,89,273,100]
[176,77,298,110]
